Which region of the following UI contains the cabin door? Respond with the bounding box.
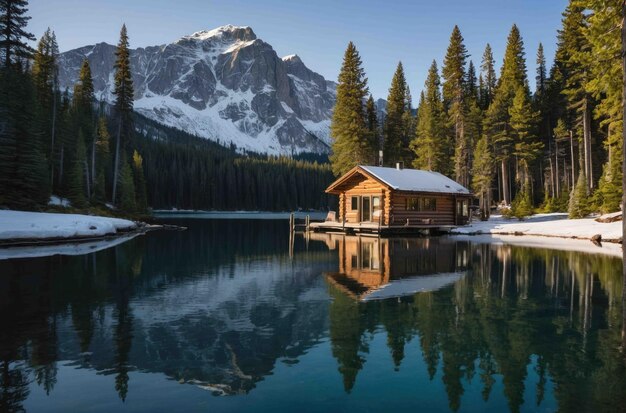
[456,199,469,225]
[361,197,371,222]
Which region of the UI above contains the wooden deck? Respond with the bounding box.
[309,220,457,235]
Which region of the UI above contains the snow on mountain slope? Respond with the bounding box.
[57,25,337,155]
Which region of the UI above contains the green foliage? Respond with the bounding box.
[471,135,493,219]
[442,25,469,184]
[365,94,379,164]
[330,42,370,176]
[542,189,569,213]
[411,61,446,172]
[0,65,48,209]
[383,61,411,166]
[67,131,87,208]
[510,85,542,186]
[119,158,136,212]
[132,150,147,213]
[479,44,497,110]
[568,171,589,218]
[0,0,36,67]
[507,186,534,220]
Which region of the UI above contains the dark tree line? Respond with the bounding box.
[135,117,335,211]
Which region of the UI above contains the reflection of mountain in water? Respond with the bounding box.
[321,235,469,301]
[1,221,626,413]
[0,219,336,405]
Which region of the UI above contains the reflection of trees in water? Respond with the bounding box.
[0,222,335,409]
[328,244,625,412]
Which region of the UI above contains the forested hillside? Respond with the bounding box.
[331,0,625,220]
[0,0,335,213]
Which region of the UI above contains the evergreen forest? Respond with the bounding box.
[331,0,626,219]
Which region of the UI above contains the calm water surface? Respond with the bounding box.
[1,218,625,412]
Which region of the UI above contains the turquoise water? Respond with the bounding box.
[0,218,624,412]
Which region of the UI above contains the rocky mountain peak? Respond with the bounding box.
[57,25,337,155]
[183,24,257,43]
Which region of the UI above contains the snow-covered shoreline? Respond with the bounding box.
[0,210,138,245]
[451,213,622,244]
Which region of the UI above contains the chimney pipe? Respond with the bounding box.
[396,162,404,170]
[379,150,384,167]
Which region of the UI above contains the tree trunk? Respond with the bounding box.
[621,0,626,351]
[501,159,510,204]
[84,160,91,199]
[583,99,593,191]
[59,145,64,187]
[50,88,57,188]
[112,116,122,204]
[555,140,560,196]
[91,126,96,199]
[570,130,575,189]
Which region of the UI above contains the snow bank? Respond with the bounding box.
[0,210,137,242]
[452,213,622,242]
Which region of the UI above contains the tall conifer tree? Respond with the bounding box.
[112,24,134,204]
[411,61,446,172]
[485,24,528,204]
[480,44,497,110]
[0,0,35,67]
[442,25,469,184]
[330,42,369,176]
[383,62,409,165]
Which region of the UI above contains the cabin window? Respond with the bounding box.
[406,197,436,212]
[350,196,358,211]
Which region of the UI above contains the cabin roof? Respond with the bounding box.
[326,165,470,195]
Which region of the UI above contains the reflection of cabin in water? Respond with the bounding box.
[311,165,473,234]
[318,233,469,301]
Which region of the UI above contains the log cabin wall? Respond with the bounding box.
[389,192,456,226]
[341,175,386,223]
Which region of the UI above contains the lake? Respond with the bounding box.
[1,217,625,412]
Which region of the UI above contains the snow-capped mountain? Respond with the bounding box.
[57,25,337,155]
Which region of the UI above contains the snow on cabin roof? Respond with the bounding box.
[359,166,470,195]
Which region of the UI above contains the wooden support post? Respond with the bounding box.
[305,215,310,231]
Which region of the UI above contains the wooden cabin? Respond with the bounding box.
[311,165,473,234]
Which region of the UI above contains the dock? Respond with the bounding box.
[308,220,455,236]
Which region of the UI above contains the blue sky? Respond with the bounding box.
[29,0,567,101]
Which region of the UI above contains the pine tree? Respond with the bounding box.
[365,95,380,165]
[94,116,110,201]
[472,134,493,219]
[411,61,446,172]
[442,25,469,184]
[535,43,547,100]
[559,2,594,192]
[466,60,478,101]
[383,61,409,166]
[132,150,147,213]
[119,158,136,212]
[32,28,59,186]
[67,131,87,208]
[0,0,35,67]
[585,0,623,213]
[510,86,542,189]
[480,43,497,110]
[485,24,528,204]
[73,59,95,196]
[330,42,369,176]
[112,24,134,204]
[568,171,589,218]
